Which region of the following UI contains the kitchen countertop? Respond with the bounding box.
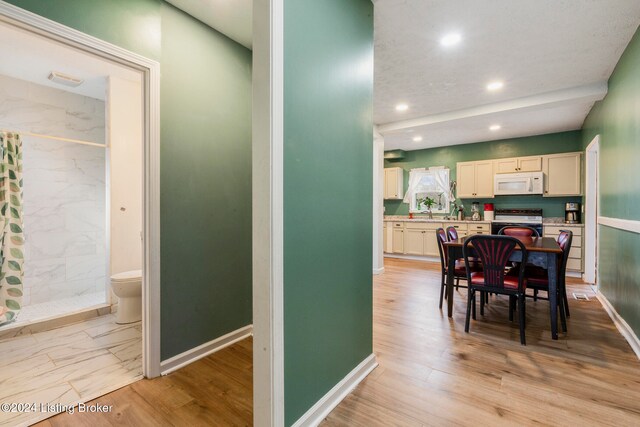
[383,216,491,224]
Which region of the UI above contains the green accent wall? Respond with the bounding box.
[6,0,253,360]
[384,131,583,218]
[283,0,373,424]
[582,26,640,337]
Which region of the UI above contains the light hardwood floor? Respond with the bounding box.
[39,258,640,426]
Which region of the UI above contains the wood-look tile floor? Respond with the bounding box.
[38,258,640,426]
[0,314,142,427]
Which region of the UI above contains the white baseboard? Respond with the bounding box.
[160,324,253,375]
[384,253,439,263]
[292,353,378,427]
[372,267,385,275]
[595,291,640,360]
[566,271,582,278]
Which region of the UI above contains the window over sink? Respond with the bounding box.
[404,167,451,214]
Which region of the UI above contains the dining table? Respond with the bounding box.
[443,235,563,339]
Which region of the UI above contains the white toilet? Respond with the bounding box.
[110,269,142,324]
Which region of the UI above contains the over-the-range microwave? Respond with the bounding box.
[494,171,544,195]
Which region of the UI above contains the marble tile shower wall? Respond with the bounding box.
[0,75,106,306]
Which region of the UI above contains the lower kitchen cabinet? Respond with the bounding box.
[544,224,583,272]
[392,227,404,253]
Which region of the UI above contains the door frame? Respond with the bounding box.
[584,135,600,285]
[0,2,162,377]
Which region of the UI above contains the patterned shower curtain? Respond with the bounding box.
[0,132,24,326]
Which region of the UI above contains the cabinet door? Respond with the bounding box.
[384,169,396,199]
[404,229,425,255]
[474,161,494,198]
[392,229,404,253]
[518,156,542,172]
[424,230,440,256]
[456,162,476,198]
[494,158,518,174]
[543,153,581,196]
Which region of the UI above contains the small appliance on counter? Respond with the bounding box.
[471,202,481,221]
[565,202,580,224]
[490,208,543,236]
[484,203,494,221]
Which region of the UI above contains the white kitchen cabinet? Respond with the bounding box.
[384,167,404,200]
[404,229,425,255]
[392,227,404,253]
[494,156,542,174]
[544,224,583,272]
[543,152,582,196]
[456,161,494,198]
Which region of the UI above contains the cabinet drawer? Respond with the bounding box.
[404,222,429,230]
[544,225,582,236]
[569,247,581,259]
[544,233,582,248]
[468,223,490,232]
[444,223,469,232]
[566,258,582,271]
[393,222,404,228]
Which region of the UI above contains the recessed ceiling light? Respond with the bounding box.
[440,32,462,47]
[395,103,409,112]
[487,81,504,91]
[412,136,423,142]
[489,125,501,131]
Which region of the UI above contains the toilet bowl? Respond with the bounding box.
[110,269,142,324]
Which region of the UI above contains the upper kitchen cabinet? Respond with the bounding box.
[543,152,582,196]
[456,160,494,198]
[494,155,542,173]
[384,167,405,200]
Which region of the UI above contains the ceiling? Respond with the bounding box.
[0,22,141,100]
[375,0,640,150]
[166,0,253,49]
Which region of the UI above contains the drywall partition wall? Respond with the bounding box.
[582,26,640,337]
[107,75,143,277]
[383,130,583,217]
[283,0,374,424]
[0,74,106,306]
[6,0,253,360]
[159,3,252,359]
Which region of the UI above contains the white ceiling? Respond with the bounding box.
[0,22,141,100]
[375,0,640,150]
[166,0,253,49]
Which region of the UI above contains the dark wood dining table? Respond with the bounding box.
[443,236,563,339]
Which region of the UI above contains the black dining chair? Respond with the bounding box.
[513,229,573,332]
[463,235,529,345]
[436,228,480,309]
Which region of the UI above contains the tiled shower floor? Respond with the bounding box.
[0,314,142,426]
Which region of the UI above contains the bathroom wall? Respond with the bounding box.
[0,74,106,306]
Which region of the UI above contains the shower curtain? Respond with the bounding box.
[0,132,24,326]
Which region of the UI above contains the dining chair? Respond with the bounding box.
[463,235,529,345]
[515,230,573,332]
[498,226,540,237]
[436,228,479,309]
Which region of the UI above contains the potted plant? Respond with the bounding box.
[419,196,436,219]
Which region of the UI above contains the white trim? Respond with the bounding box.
[0,1,162,378]
[160,325,253,375]
[384,254,440,263]
[584,136,599,284]
[599,216,640,234]
[253,0,285,425]
[372,129,385,274]
[292,354,378,427]
[373,267,385,275]
[595,291,640,360]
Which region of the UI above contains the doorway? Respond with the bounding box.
[584,135,600,285]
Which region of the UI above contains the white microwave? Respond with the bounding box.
[494,171,544,195]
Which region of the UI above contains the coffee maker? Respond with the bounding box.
[565,202,580,224]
